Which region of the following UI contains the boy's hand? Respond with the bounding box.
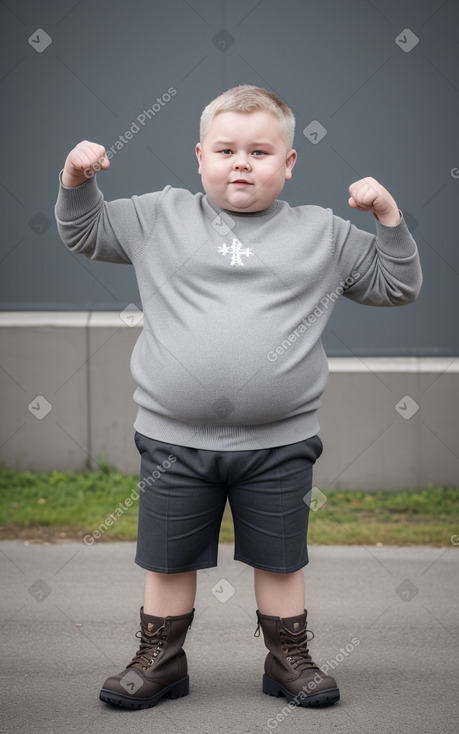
[62,140,110,187]
[348,177,401,226]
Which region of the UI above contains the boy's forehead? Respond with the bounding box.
[207,110,283,141]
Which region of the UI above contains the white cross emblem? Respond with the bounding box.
[218,238,254,266]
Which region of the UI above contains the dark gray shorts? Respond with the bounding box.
[134,432,323,575]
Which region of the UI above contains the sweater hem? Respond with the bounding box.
[133,408,321,451]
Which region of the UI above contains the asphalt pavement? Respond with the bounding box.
[1,540,458,734]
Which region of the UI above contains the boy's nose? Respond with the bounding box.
[233,156,250,171]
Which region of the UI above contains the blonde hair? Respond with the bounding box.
[199,85,296,150]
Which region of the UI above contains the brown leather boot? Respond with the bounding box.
[255,609,340,706]
[100,606,194,709]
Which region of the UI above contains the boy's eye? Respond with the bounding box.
[218,149,266,156]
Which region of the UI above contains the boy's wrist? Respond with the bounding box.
[61,168,89,188]
[374,209,401,227]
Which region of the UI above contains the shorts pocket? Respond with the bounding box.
[304,434,323,463]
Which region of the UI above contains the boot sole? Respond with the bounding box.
[99,674,189,709]
[262,674,340,707]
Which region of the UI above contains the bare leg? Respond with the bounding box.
[254,568,305,617]
[144,570,197,616]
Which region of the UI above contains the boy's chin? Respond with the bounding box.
[220,194,274,214]
[204,186,276,213]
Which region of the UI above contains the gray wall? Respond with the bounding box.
[1,1,458,486]
[1,0,458,355]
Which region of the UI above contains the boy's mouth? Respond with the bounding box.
[231,179,253,185]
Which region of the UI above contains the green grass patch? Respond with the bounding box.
[306,487,459,547]
[0,468,458,546]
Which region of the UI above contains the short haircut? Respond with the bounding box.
[199,85,296,150]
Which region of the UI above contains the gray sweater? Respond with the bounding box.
[55,176,422,450]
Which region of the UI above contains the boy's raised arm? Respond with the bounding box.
[55,140,161,264]
[331,176,422,306]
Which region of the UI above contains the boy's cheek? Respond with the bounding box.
[205,168,225,186]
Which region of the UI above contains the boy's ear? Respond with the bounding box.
[195,142,203,174]
[285,149,297,180]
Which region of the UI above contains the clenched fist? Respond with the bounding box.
[62,140,110,187]
[348,177,400,226]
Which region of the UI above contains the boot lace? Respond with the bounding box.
[127,623,168,671]
[279,626,317,671]
[254,619,318,671]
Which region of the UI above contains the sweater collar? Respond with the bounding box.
[204,195,278,219]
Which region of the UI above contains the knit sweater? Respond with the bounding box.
[55,177,422,450]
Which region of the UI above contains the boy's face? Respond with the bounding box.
[196,110,297,213]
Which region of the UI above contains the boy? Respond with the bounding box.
[55,85,422,710]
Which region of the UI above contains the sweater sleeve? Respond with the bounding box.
[54,172,161,264]
[330,211,423,306]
